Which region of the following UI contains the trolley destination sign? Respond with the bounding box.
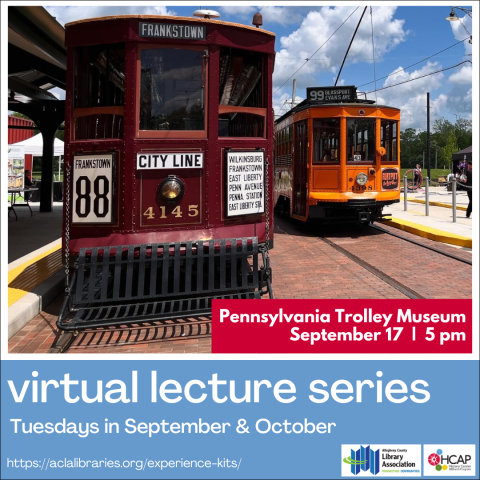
[139,22,206,40]
[226,151,264,217]
[306,86,357,103]
[72,154,114,224]
[136,153,203,169]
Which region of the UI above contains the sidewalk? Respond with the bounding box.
[8,202,65,339]
[383,186,472,249]
[404,185,470,211]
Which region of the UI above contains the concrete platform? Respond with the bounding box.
[403,185,470,211]
[8,202,63,263]
[8,202,65,339]
[383,187,472,248]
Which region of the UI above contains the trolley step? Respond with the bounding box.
[57,238,270,331]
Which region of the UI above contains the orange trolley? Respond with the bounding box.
[274,86,400,224]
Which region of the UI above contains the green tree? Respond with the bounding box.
[400,128,423,168]
[454,118,472,150]
[439,131,458,168]
[432,118,455,143]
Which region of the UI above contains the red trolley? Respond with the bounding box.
[58,12,275,334]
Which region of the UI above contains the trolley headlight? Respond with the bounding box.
[159,176,184,203]
[356,172,368,186]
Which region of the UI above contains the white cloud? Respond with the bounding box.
[273,6,406,91]
[362,55,472,129]
[372,61,444,103]
[219,6,256,18]
[448,64,472,84]
[220,6,304,26]
[259,6,303,26]
[45,6,175,26]
[274,92,305,119]
[448,13,472,56]
[364,62,447,129]
[396,93,448,130]
[446,87,472,117]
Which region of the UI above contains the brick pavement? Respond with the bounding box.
[320,223,472,299]
[8,215,471,354]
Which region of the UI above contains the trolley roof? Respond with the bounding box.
[65,14,275,37]
[275,98,400,124]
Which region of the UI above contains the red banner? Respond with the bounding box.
[212,300,472,354]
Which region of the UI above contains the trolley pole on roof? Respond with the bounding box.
[335,6,368,86]
[284,79,297,110]
[426,92,431,185]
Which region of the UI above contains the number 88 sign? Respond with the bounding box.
[72,154,114,223]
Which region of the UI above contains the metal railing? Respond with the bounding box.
[452,178,457,223]
[425,177,429,216]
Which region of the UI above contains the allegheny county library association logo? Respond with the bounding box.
[424,445,476,476]
[343,445,380,475]
[341,445,421,477]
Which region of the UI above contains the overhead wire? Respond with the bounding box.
[358,36,470,88]
[273,6,359,95]
[457,16,472,38]
[369,6,378,105]
[364,60,471,94]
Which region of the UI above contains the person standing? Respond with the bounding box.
[414,163,422,188]
[464,164,472,218]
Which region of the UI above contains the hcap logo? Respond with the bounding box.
[427,448,472,472]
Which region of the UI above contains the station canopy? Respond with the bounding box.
[8,6,66,211]
[10,133,64,156]
[452,146,472,163]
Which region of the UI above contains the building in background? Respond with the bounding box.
[8,114,34,179]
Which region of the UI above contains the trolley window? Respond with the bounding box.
[73,43,125,140]
[313,118,340,163]
[347,118,376,163]
[219,113,264,137]
[380,119,398,162]
[218,48,266,137]
[139,47,206,134]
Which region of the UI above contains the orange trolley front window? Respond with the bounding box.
[381,119,398,163]
[347,118,376,163]
[313,118,340,164]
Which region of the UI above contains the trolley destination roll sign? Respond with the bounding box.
[306,85,357,103]
[139,22,206,39]
[226,151,264,217]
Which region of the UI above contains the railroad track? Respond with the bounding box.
[318,221,471,300]
[318,236,426,299]
[370,223,472,265]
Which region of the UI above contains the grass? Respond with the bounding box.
[8,194,25,202]
[32,171,64,182]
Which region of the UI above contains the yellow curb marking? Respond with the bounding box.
[8,245,63,307]
[400,197,467,211]
[383,218,472,248]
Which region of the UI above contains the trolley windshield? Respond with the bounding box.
[140,48,205,131]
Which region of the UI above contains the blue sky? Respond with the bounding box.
[45,4,473,130]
